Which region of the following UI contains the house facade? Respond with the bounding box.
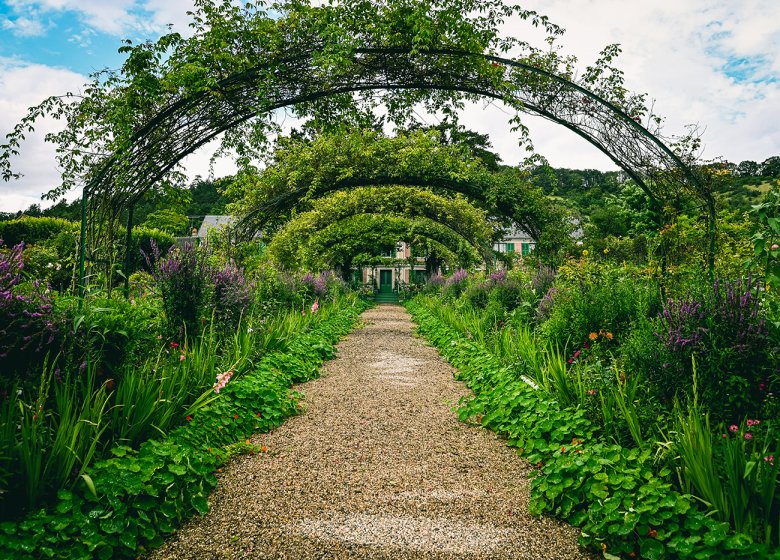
[360,228,536,293]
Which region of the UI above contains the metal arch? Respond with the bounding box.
[79,45,708,291]
[85,47,702,205]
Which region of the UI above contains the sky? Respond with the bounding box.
[1,0,779,212]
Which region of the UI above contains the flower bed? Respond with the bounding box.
[0,301,367,560]
[407,299,776,560]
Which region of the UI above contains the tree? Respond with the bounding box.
[736,160,760,177]
[760,156,780,178]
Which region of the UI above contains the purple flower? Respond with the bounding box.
[446,269,468,286]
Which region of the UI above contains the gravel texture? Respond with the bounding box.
[149,305,594,560]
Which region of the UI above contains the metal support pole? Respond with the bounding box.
[123,204,135,300]
[77,185,88,309]
[707,196,716,284]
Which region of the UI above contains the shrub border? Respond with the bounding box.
[0,301,368,559]
[407,299,774,560]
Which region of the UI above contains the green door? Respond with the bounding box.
[379,270,393,293]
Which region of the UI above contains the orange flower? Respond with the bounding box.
[185,415,192,422]
[216,468,223,473]
[589,332,598,341]
[648,528,658,538]
[605,332,614,340]
[245,439,251,445]
[260,445,268,453]
[233,414,239,420]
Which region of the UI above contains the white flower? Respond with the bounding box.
[46,262,54,268]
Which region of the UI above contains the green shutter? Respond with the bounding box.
[506,242,515,253]
[521,242,531,256]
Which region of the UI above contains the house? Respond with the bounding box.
[360,228,535,294]
[493,227,535,257]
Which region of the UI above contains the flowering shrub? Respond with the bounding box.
[211,262,253,333]
[299,271,327,298]
[654,277,774,420]
[145,241,209,339]
[0,241,60,380]
[442,268,469,299]
[539,260,658,350]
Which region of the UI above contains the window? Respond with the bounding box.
[521,242,532,256]
[505,242,515,253]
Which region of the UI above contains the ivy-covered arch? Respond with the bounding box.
[1,0,714,292]
[230,130,566,248]
[280,213,483,272]
[266,186,495,271]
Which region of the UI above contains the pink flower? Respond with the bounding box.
[729,424,739,433]
[722,434,728,438]
[771,244,779,251]
[567,358,573,364]
[573,350,581,359]
[764,455,775,465]
[179,353,186,361]
[213,370,234,393]
[746,419,760,427]
[744,432,753,441]
[311,298,319,314]
[587,389,597,396]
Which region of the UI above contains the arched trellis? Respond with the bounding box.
[74,47,709,291]
[299,213,483,272]
[265,186,496,269]
[85,47,703,212]
[233,131,562,245]
[1,0,714,296]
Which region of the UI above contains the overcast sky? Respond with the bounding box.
[1,0,779,212]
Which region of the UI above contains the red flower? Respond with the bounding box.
[170,341,179,349]
[233,414,239,420]
[186,415,192,422]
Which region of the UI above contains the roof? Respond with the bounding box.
[196,215,236,238]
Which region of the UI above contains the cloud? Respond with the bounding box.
[1,6,49,37]
[491,0,780,167]
[0,60,86,212]
[4,0,196,38]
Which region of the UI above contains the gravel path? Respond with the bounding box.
[150,305,594,560]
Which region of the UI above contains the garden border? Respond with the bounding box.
[0,301,368,560]
[407,298,774,560]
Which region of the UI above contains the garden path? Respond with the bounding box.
[149,305,593,560]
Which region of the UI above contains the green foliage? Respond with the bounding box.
[538,259,659,351]
[671,382,780,546]
[407,298,775,558]
[266,185,496,272]
[139,209,188,237]
[231,129,569,263]
[748,182,780,289]
[0,302,367,558]
[0,217,77,247]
